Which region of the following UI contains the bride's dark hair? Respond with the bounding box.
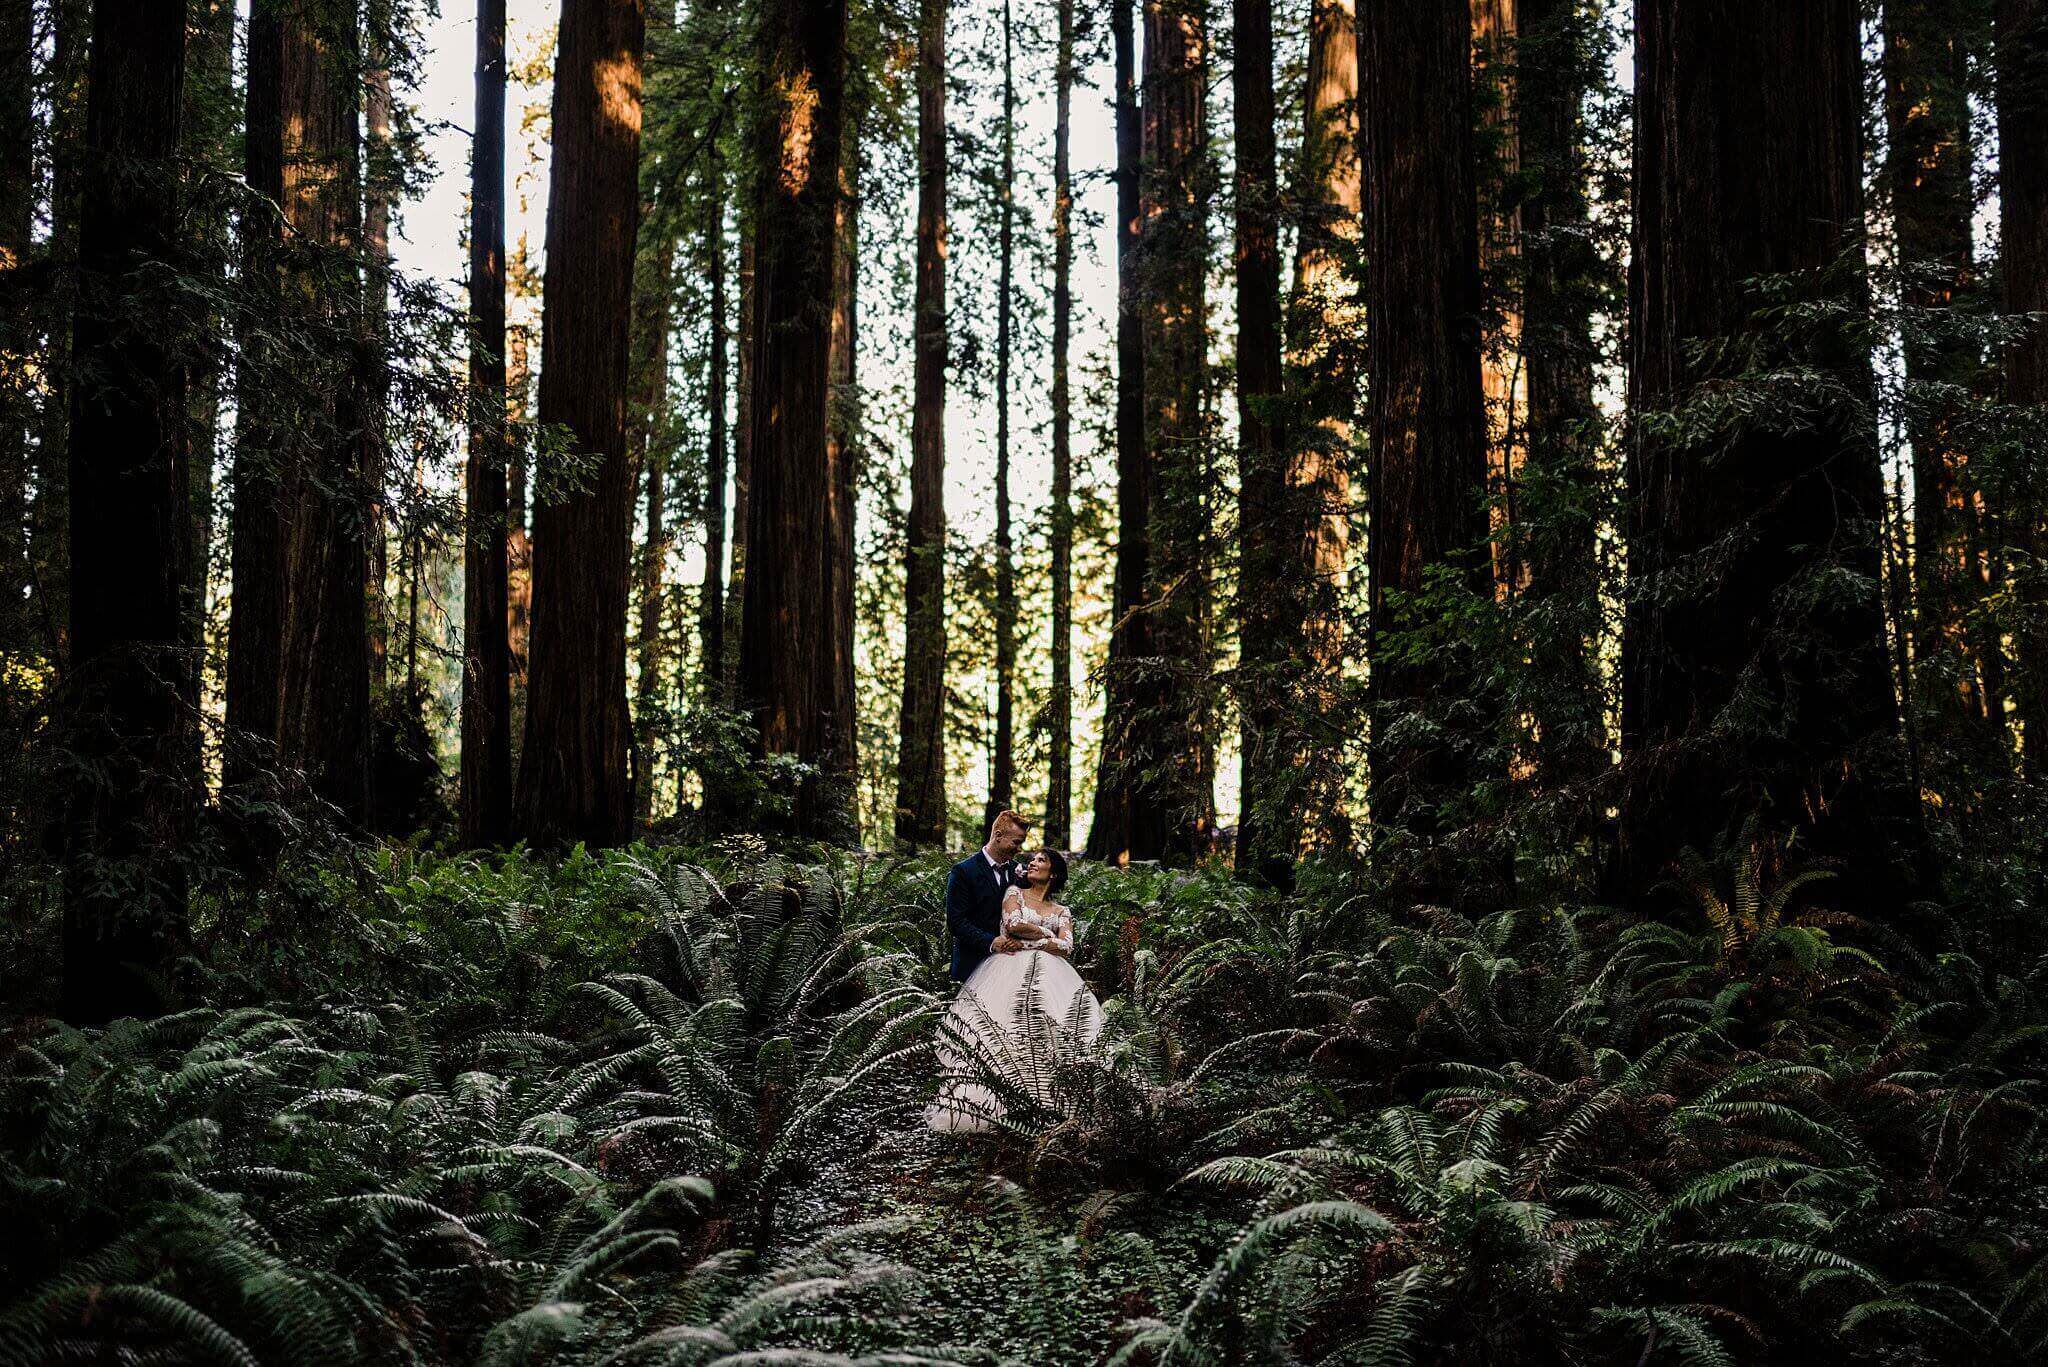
[1035,849,1069,897]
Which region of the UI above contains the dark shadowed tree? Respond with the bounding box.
[987,0,1019,831]
[1045,0,1075,849]
[63,0,194,1023]
[1084,0,1146,863]
[514,0,645,848]
[1360,0,1491,888]
[896,0,948,848]
[1232,0,1285,867]
[1622,0,1921,898]
[462,0,513,847]
[700,155,730,693]
[2001,0,2048,764]
[739,0,856,841]
[0,0,27,657]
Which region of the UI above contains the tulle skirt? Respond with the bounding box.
[923,948,1105,1134]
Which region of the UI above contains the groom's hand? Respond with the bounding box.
[991,936,1022,953]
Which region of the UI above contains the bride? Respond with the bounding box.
[925,848,1104,1134]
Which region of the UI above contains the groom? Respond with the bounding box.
[946,810,1030,981]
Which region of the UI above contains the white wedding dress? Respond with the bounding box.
[924,889,1105,1134]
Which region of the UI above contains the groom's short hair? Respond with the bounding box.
[989,809,1030,837]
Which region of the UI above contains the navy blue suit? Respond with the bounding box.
[946,852,1016,981]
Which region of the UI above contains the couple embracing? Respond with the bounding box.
[924,810,1104,1133]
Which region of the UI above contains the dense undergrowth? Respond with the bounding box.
[4,836,2048,1365]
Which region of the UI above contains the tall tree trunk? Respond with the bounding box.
[828,134,861,834]
[700,168,729,701]
[1130,0,1212,863]
[1888,0,1996,759]
[1084,0,1146,862]
[2004,0,2048,765]
[63,0,193,1024]
[630,185,679,828]
[32,0,90,667]
[462,0,513,847]
[365,3,394,702]
[1471,0,1525,593]
[0,0,29,657]
[724,225,754,693]
[514,0,644,848]
[224,0,284,791]
[1045,0,1074,849]
[1232,0,1285,868]
[1275,0,1361,856]
[1361,0,1491,887]
[274,0,372,824]
[740,0,855,841]
[1518,0,1605,807]
[987,0,1018,829]
[182,0,233,673]
[896,0,948,849]
[506,324,532,716]
[1622,0,1921,897]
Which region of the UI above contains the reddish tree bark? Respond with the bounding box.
[896,0,948,848]
[2001,0,2048,764]
[514,0,645,848]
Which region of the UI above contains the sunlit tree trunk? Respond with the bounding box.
[1622,0,1920,897]
[514,0,644,848]
[896,0,948,848]
[1085,0,1146,863]
[182,0,233,677]
[1045,0,1074,849]
[987,0,1018,830]
[1361,0,1491,883]
[225,0,284,792]
[740,0,855,841]
[63,0,193,1023]
[2003,0,2048,767]
[1887,0,1998,759]
[462,0,512,847]
[274,0,372,823]
[1471,0,1525,594]
[506,324,532,718]
[1233,0,1286,868]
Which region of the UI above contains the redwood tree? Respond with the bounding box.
[739,0,855,841]
[274,0,372,823]
[1622,0,1919,895]
[63,0,193,1023]
[1360,0,1490,872]
[2001,0,2048,763]
[462,0,513,847]
[1045,0,1075,849]
[514,0,645,848]
[895,0,948,848]
[987,0,1018,830]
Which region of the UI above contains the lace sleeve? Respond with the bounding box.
[1000,886,1023,933]
[1046,907,1074,954]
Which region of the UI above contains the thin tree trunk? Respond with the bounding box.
[1472,0,1525,595]
[224,0,284,791]
[1232,0,1285,869]
[0,0,29,657]
[63,0,193,1024]
[513,0,645,849]
[700,167,729,703]
[1361,0,1491,890]
[1084,0,1145,863]
[462,0,512,847]
[630,188,679,828]
[725,225,754,693]
[739,0,855,841]
[1045,0,1074,849]
[1622,0,1922,899]
[274,0,372,824]
[506,324,532,708]
[1888,0,1995,759]
[365,3,394,702]
[1135,0,1212,863]
[988,0,1017,829]
[896,0,948,849]
[2003,0,2048,765]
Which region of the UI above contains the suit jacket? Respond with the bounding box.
[946,852,1016,982]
